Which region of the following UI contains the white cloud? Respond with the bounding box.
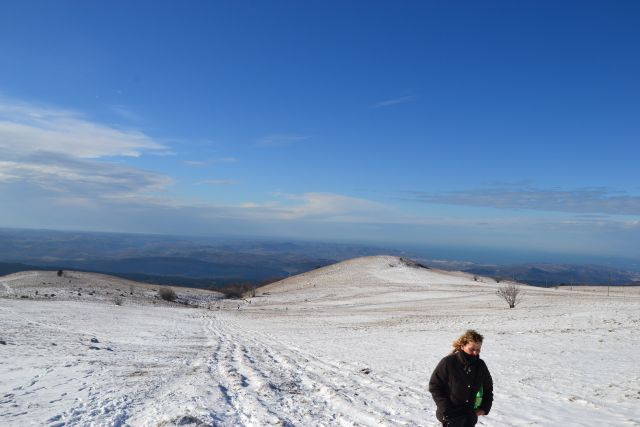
[0,98,172,200]
[0,155,172,197]
[0,99,165,159]
[235,192,387,222]
[183,157,238,167]
[285,192,383,220]
[372,95,416,108]
[198,179,237,186]
[0,101,387,228]
[183,160,208,167]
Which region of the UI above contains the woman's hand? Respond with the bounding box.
[475,409,486,416]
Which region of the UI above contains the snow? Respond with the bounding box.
[1,256,639,426]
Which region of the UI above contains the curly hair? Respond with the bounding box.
[452,329,484,353]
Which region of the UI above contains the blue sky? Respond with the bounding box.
[1,1,639,262]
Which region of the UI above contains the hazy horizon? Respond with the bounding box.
[2,225,639,273]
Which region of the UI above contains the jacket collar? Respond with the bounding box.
[456,350,479,367]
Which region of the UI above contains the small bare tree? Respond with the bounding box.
[497,283,524,308]
[158,287,177,302]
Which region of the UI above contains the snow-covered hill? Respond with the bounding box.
[1,256,639,426]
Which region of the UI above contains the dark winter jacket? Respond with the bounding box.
[429,351,493,423]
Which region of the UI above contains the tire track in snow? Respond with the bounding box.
[206,313,427,426]
[261,333,427,406]
[209,314,353,425]
[124,313,229,426]
[256,338,410,425]
[207,315,285,426]
[229,314,429,421]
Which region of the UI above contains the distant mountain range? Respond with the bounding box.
[0,228,638,288]
[461,263,639,286]
[0,228,382,288]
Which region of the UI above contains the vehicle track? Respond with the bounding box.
[204,313,429,426]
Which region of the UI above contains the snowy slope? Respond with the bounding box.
[1,257,639,426]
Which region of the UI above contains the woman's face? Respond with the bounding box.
[462,341,482,356]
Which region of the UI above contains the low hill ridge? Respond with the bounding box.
[255,255,509,311]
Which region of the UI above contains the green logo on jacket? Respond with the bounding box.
[474,385,483,409]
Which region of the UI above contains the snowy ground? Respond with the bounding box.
[1,256,639,426]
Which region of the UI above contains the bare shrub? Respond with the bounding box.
[399,257,430,269]
[113,296,123,306]
[219,277,284,299]
[57,270,64,277]
[158,287,177,302]
[219,283,253,299]
[497,283,524,308]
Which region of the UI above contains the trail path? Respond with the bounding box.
[197,313,430,426]
[130,311,431,426]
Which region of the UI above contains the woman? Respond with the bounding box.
[429,330,493,427]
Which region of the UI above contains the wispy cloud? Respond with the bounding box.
[624,220,640,229]
[0,153,172,197]
[150,150,177,156]
[372,95,416,108]
[410,187,640,215]
[183,157,238,167]
[0,98,172,200]
[487,179,535,188]
[258,134,310,147]
[198,179,237,186]
[238,192,387,222]
[0,99,166,159]
[183,160,208,167]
